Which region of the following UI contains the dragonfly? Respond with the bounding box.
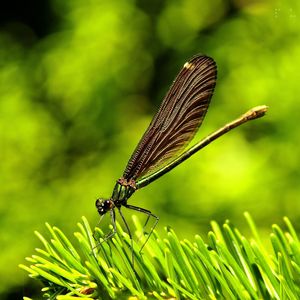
[95,54,267,246]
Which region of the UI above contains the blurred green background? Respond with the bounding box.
[1,0,299,298]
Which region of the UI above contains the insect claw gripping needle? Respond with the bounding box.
[95,55,268,257]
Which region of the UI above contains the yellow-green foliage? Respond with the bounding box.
[20,214,300,299]
[1,0,300,297]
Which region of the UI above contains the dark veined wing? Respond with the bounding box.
[122,55,217,183]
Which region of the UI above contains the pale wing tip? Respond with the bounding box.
[183,61,196,70]
[184,54,216,68]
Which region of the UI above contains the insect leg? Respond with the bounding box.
[124,204,159,254]
[101,209,117,242]
[92,209,116,258]
[117,207,135,266]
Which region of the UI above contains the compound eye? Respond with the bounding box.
[96,198,114,215]
[95,198,103,207]
[104,200,112,209]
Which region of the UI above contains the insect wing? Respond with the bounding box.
[122,55,217,182]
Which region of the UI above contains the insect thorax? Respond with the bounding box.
[111,178,136,204]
